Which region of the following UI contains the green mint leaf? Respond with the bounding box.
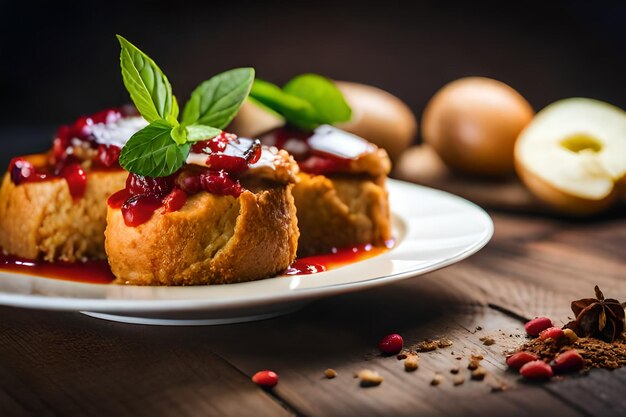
[170,124,187,145]
[119,120,189,177]
[168,96,180,124]
[250,79,319,130]
[117,35,174,123]
[248,96,285,121]
[283,74,351,125]
[182,68,255,128]
[186,125,222,142]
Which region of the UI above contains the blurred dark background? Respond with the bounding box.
[1,0,625,167]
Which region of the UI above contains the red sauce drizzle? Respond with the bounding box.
[0,252,115,284]
[0,242,392,284]
[284,243,391,275]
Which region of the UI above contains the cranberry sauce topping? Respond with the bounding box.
[259,124,375,175]
[9,158,48,185]
[7,106,142,201]
[59,164,87,200]
[51,107,135,168]
[108,174,180,227]
[108,132,262,227]
[8,157,87,201]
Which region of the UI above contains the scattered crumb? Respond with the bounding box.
[396,353,408,360]
[416,340,439,352]
[480,336,496,346]
[404,354,419,372]
[471,367,487,381]
[476,326,483,331]
[438,338,453,348]
[488,377,508,392]
[491,383,508,392]
[356,369,383,387]
[468,354,484,370]
[416,338,453,352]
[453,375,465,386]
[455,356,463,360]
[431,374,443,386]
[324,368,337,379]
[450,367,459,374]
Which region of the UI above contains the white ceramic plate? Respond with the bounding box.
[0,179,493,325]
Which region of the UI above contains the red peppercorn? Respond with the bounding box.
[524,317,553,336]
[539,327,565,341]
[252,370,279,388]
[551,350,584,373]
[506,351,539,369]
[519,360,553,380]
[378,333,404,355]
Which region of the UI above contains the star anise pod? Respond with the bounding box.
[565,286,626,342]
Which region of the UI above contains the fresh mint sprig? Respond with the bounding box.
[249,73,351,130]
[116,35,254,177]
[117,36,176,124]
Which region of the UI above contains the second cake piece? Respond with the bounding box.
[261,125,392,256]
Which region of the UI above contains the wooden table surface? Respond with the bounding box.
[1,210,625,417]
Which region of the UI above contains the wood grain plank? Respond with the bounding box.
[428,213,626,320]
[546,368,626,417]
[0,365,56,416]
[0,308,294,417]
[197,282,583,417]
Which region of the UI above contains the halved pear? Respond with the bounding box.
[515,98,626,215]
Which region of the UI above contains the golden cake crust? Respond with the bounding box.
[105,184,299,285]
[0,154,127,261]
[292,172,391,256]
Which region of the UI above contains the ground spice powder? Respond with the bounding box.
[520,335,626,370]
